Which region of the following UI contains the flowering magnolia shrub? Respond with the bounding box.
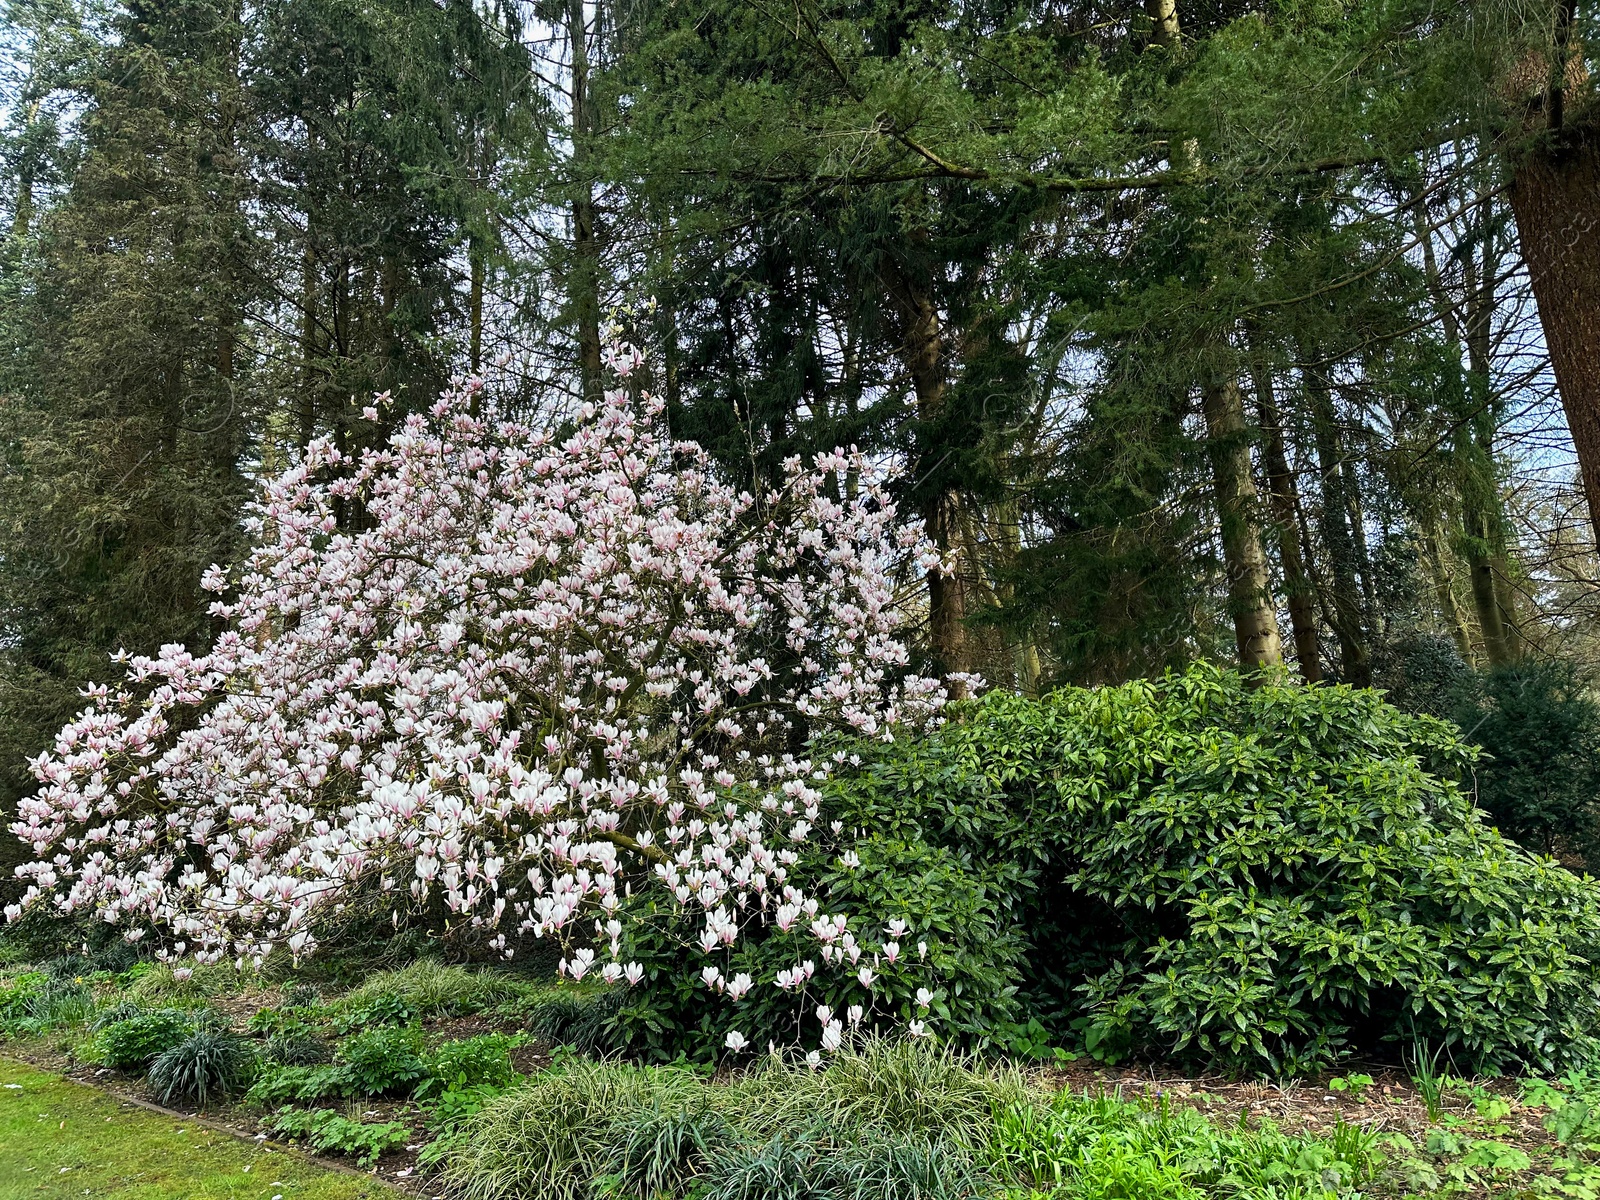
[9,351,951,1052]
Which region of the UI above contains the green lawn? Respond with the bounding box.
[0,1060,404,1200]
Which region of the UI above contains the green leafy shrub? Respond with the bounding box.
[147,1027,258,1108]
[89,1000,144,1032]
[417,1083,520,1170]
[813,666,1600,1073]
[244,1062,355,1105]
[245,1026,424,1104]
[1452,659,1600,867]
[0,972,48,1032]
[247,1004,319,1037]
[331,991,413,1034]
[268,1107,409,1167]
[335,1023,427,1095]
[416,1032,525,1101]
[95,1009,193,1070]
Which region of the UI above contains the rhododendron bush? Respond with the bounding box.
[8,352,952,1049]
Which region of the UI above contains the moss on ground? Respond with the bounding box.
[0,1059,402,1200]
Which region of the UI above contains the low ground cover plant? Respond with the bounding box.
[248,1022,429,1103]
[416,1031,526,1100]
[269,1106,411,1167]
[93,1008,194,1069]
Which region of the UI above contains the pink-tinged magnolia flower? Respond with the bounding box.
[724,1030,748,1053]
[7,345,953,1044]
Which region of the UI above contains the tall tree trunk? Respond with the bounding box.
[1202,373,1282,672]
[879,256,973,684]
[1413,175,1519,663]
[1248,359,1321,681]
[569,0,602,400]
[1459,192,1520,663]
[1422,515,1475,662]
[1303,361,1371,684]
[1507,12,1600,546]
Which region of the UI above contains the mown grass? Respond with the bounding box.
[0,1059,402,1200]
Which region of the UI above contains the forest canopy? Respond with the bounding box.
[2,0,1600,874]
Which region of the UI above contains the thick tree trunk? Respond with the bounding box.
[1202,375,1282,672]
[1464,513,1512,665]
[1249,360,1321,682]
[1509,121,1600,545]
[880,256,973,684]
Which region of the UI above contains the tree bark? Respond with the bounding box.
[1248,359,1321,681]
[1202,374,1282,672]
[1458,193,1519,663]
[1303,362,1371,684]
[1509,95,1600,546]
[879,255,973,684]
[1145,0,1179,49]
[1422,515,1475,663]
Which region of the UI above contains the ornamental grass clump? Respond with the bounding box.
[442,1038,1028,1200]
[8,347,950,1056]
[147,1025,258,1108]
